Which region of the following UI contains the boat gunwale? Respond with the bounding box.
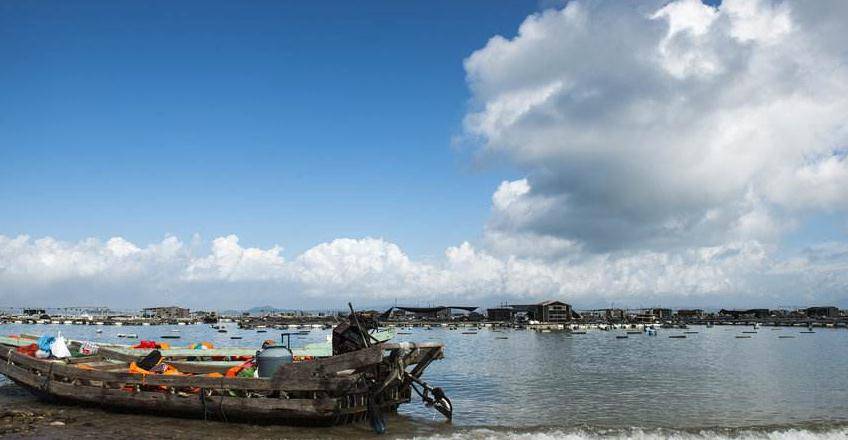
[0,342,443,392]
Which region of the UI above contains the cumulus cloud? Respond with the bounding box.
[464,0,848,252]
[185,235,286,281]
[1,233,846,309]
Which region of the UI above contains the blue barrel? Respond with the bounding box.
[255,345,293,378]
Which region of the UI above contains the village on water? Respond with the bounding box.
[2,302,846,329]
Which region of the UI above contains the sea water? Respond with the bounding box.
[1,323,846,439]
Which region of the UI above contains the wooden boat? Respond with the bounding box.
[0,312,451,432]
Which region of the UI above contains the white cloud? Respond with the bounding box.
[185,235,285,281]
[1,233,846,308]
[464,0,848,252]
[723,0,792,44]
[652,0,721,78]
[291,238,427,298]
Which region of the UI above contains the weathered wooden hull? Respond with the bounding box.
[5,379,407,426]
[0,341,442,427]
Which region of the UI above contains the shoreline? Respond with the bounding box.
[2,380,848,440]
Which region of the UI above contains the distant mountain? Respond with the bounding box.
[246,305,291,314]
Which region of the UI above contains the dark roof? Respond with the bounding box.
[395,306,478,313]
[511,300,571,309]
[719,309,770,316]
[538,300,570,306]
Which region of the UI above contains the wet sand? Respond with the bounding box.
[0,384,78,439]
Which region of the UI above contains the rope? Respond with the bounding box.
[366,379,386,434]
[42,363,54,393]
[200,388,208,421]
[218,376,228,423]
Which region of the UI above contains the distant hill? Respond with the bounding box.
[246,305,291,314]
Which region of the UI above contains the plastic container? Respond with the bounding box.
[255,345,293,378]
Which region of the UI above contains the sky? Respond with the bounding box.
[1,0,847,311]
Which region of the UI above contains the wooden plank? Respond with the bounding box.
[383,343,444,366]
[65,355,104,364]
[307,344,384,373]
[0,362,45,389]
[3,350,54,372]
[0,336,36,347]
[67,367,356,392]
[96,347,143,362]
[383,342,443,350]
[169,360,242,374]
[2,349,356,392]
[408,350,438,378]
[66,360,126,370]
[105,347,258,359]
[44,379,340,417]
[271,344,383,386]
[398,346,444,366]
[0,357,349,418]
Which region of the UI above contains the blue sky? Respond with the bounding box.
[0,0,542,258]
[1,0,847,309]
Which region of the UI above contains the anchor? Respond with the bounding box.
[407,374,453,421]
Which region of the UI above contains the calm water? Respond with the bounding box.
[1,323,847,439]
